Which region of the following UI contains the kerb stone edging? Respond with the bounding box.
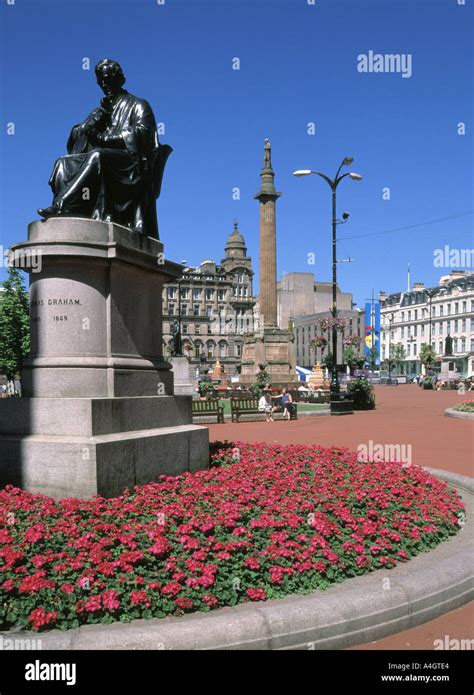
[1,468,472,650]
[444,407,474,420]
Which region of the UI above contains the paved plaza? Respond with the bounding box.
[208,385,473,649]
[208,386,473,477]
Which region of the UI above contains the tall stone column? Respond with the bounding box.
[255,139,281,329]
[240,139,295,385]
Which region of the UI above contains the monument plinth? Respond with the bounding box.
[0,219,209,499]
[0,58,210,498]
[240,140,296,385]
[308,362,325,389]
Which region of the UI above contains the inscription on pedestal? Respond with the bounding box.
[30,298,83,324]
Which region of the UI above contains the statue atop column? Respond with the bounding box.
[37,59,172,239]
[263,138,272,167]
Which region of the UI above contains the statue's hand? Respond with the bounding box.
[83,107,108,134]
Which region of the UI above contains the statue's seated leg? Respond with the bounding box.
[38,151,101,219]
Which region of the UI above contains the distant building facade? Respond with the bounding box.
[278,272,353,330]
[294,308,365,370]
[379,271,474,377]
[162,222,256,379]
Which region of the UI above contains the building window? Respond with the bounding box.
[219,341,227,358]
[447,304,451,315]
[181,304,188,316]
[182,324,188,334]
[454,320,458,333]
[413,344,417,356]
[205,288,213,300]
[407,343,411,356]
[462,319,466,332]
[439,341,443,354]
[414,309,418,320]
[462,301,467,313]
[455,302,459,314]
[168,304,175,316]
[193,289,201,300]
[206,304,212,317]
[195,324,200,334]
[470,338,474,352]
[439,305,444,316]
[193,304,200,316]
[236,343,243,357]
[167,287,176,299]
[453,337,458,353]
[217,289,225,301]
[207,341,215,358]
[180,288,188,300]
[461,337,466,352]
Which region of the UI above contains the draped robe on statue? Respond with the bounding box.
[48,89,171,238]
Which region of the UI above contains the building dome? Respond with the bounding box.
[225,220,247,258]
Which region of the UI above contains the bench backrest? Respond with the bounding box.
[193,399,221,412]
[231,398,260,410]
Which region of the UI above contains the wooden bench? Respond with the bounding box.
[230,397,298,422]
[192,398,224,423]
[307,390,331,404]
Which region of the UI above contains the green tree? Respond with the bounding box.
[250,363,270,397]
[419,343,436,371]
[390,343,407,375]
[0,267,30,384]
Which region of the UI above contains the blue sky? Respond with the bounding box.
[0,0,472,306]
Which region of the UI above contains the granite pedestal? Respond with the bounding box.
[169,356,195,396]
[0,218,209,498]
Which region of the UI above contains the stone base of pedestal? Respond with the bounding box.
[240,328,296,385]
[169,356,195,397]
[0,396,208,499]
[2,218,210,499]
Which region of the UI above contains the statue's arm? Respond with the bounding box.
[67,108,108,153]
[120,100,157,155]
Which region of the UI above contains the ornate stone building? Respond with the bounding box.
[379,271,474,378]
[162,221,256,379]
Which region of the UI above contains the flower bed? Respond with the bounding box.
[0,442,464,632]
[452,400,474,413]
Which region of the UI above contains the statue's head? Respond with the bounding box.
[95,59,126,97]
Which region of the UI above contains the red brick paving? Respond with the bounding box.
[207,385,474,650]
[208,386,474,477]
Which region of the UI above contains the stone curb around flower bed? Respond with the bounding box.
[444,407,474,420]
[2,469,472,651]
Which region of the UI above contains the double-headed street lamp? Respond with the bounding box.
[293,158,362,415]
[175,260,189,357]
